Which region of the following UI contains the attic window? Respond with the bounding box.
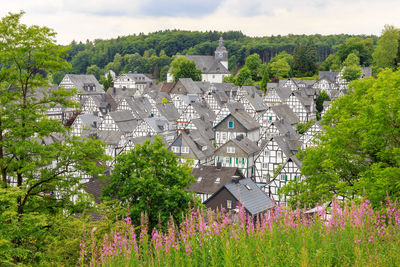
[228,121,234,128]
[215,177,221,184]
[227,147,235,154]
[227,200,232,209]
[245,184,252,190]
[197,177,202,183]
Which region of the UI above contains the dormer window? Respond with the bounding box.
[215,177,221,184]
[197,177,202,183]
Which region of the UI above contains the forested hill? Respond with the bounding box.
[56,30,377,83]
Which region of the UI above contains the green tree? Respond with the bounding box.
[268,58,291,78]
[0,12,108,264]
[342,53,362,82]
[102,136,199,230]
[282,69,400,208]
[100,73,114,90]
[234,66,253,86]
[335,37,374,66]
[259,64,270,92]
[244,53,262,81]
[170,57,202,82]
[293,40,317,77]
[372,25,400,69]
[86,64,102,80]
[316,90,331,114]
[321,54,342,72]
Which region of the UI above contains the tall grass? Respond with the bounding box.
[81,198,400,266]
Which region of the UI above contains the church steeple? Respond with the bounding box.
[215,36,228,69]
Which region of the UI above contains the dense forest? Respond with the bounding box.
[53,30,378,84]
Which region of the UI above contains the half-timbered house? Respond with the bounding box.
[214,109,260,146]
[214,136,260,179]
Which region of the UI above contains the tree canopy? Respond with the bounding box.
[102,136,199,230]
[282,69,400,208]
[170,56,202,82]
[0,12,109,264]
[372,25,400,70]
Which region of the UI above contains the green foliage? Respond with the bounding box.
[342,53,363,82]
[316,90,331,114]
[234,66,253,86]
[102,136,199,230]
[282,69,400,207]
[244,53,262,81]
[87,200,400,267]
[101,73,114,90]
[160,97,171,104]
[259,64,270,92]
[223,75,235,83]
[321,53,342,71]
[343,65,363,82]
[293,40,317,77]
[297,120,315,134]
[170,57,202,81]
[0,12,109,265]
[62,30,377,81]
[373,25,400,70]
[86,64,102,80]
[268,58,291,78]
[335,37,374,67]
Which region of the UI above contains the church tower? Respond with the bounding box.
[215,37,228,70]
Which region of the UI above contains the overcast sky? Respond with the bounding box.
[2,0,398,44]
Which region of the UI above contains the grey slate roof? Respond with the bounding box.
[155,103,180,121]
[63,74,104,94]
[275,86,292,101]
[215,110,260,131]
[271,105,300,125]
[77,114,102,130]
[318,71,339,83]
[192,101,216,124]
[123,73,153,83]
[224,178,275,216]
[361,67,372,77]
[180,55,230,74]
[178,78,202,94]
[109,111,139,133]
[230,137,260,155]
[96,130,123,146]
[190,166,244,195]
[83,178,110,204]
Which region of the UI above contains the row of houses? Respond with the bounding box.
[47,38,373,217]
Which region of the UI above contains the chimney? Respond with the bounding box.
[93,121,97,128]
[231,175,241,183]
[216,162,222,170]
[234,108,239,112]
[236,134,244,141]
[113,87,116,94]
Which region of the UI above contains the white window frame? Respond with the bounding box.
[227,200,232,209]
[181,146,189,154]
[227,146,235,154]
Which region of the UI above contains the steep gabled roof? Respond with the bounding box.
[155,103,180,121]
[178,78,202,94]
[190,166,244,195]
[271,104,300,125]
[224,178,275,216]
[182,55,230,74]
[214,110,260,131]
[63,74,104,94]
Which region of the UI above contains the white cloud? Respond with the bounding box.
[0,0,399,44]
